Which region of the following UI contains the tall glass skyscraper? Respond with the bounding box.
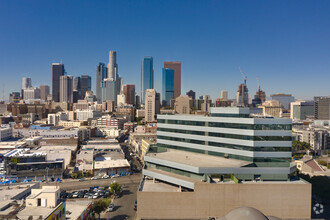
[96,63,108,103]
[81,75,91,99]
[162,68,174,106]
[141,57,154,103]
[52,63,65,102]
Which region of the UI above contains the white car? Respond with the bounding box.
[91,176,99,180]
[107,203,114,212]
[111,174,120,178]
[102,174,110,179]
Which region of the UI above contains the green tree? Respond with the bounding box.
[93,198,111,219]
[110,182,122,195]
[292,140,311,152]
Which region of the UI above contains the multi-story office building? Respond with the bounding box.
[0,127,12,141]
[96,62,108,103]
[270,93,295,110]
[40,85,50,101]
[81,75,91,99]
[164,61,181,99]
[220,90,228,101]
[101,79,117,104]
[146,107,293,182]
[59,75,73,103]
[73,76,81,91]
[141,57,154,103]
[236,83,249,106]
[314,96,330,120]
[108,51,118,80]
[290,101,314,120]
[186,90,196,100]
[9,92,20,103]
[259,100,283,117]
[162,68,175,107]
[23,87,40,100]
[22,77,32,90]
[145,89,160,123]
[123,84,135,105]
[52,63,65,102]
[137,107,311,220]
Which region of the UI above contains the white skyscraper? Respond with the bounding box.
[22,77,32,90]
[108,51,118,80]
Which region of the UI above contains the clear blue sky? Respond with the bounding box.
[1,0,330,101]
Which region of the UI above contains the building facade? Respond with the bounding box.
[81,75,91,100]
[52,63,65,102]
[314,96,330,120]
[141,57,154,103]
[270,93,295,110]
[123,84,135,105]
[59,75,73,103]
[162,68,175,107]
[164,61,181,99]
[96,62,107,104]
[40,85,50,101]
[145,89,160,123]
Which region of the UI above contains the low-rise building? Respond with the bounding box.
[0,127,12,141]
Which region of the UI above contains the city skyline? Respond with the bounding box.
[1,1,330,100]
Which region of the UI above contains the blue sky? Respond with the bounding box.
[0,0,329,101]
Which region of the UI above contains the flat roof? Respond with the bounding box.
[94,159,130,169]
[66,200,92,220]
[142,179,180,192]
[146,149,251,168]
[17,206,55,219]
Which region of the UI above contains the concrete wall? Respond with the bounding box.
[137,182,311,219]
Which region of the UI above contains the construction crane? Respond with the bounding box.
[238,66,247,85]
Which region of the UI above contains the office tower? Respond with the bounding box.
[101,79,117,104]
[59,75,73,103]
[52,63,65,102]
[40,85,50,101]
[108,51,118,80]
[22,77,32,90]
[236,83,249,106]
[220,90,228,101]
[145,89,160,122]
[164,61,181,99]
[138,107,311,220]
[123,84,135,105]
[117,93,126,107]
[186,90,196,100]
[23,87,40,100]
[270,94,294,110]
[96,63,108,104]
[314,96,330,120]
[162,68,175,106]
[9,92,20,103]
[73,76,81,91]
[290,101,314,120]
[259,100,283,117]
[81,75,91,100]
[141,57,154,103]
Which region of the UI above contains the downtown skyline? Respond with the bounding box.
[1,0,330,100]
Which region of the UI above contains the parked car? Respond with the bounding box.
[108,203,114,212]
[111,174,120,178]
[88,194,93,199]
[91,176,99,180]
[102,174,110,179]
[79,178,86,181]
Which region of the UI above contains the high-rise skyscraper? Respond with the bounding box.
[221,90,228,101]
[96,63,108,104]
[101,78,117,105]
[236,84,249,106]
[108,51,118,80]
[40,85,50,101]
[52,63,65,102]
[81,75,91,99]
[186,90,196,100]
[145,89,160,122]
[22,77,32,90]
[123,84,135,105]
[162,68,175,107]
[141,57,154,103]
[60,75,73,103]
[164,61,181,99]
[73,76,81,91]
[314,96,330,120]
